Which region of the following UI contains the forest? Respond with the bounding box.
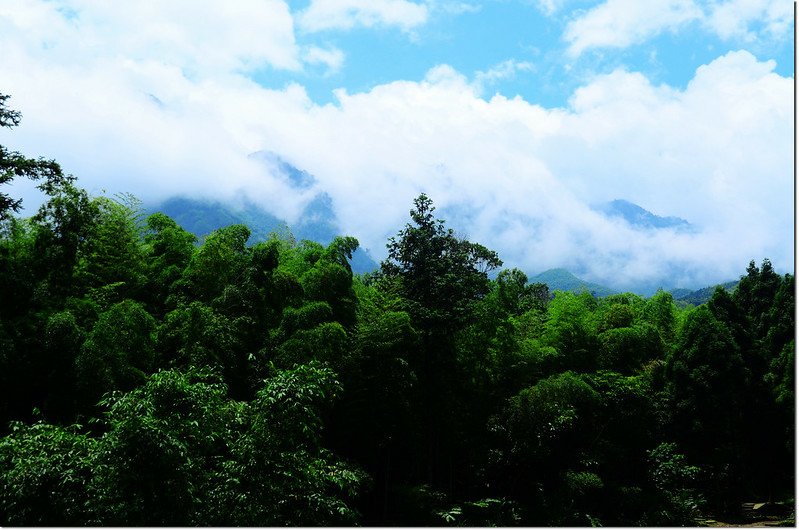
[0,93,794,526]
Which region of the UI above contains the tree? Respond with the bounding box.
[641,290,678,346]
[665,305,748,513]
[141,212,197,316]
[538,291,599,373]
[74,300,157,412]
[379,193,502,333]
[487,371,601,524]
[377,193,502,492]
[73,195,146,306]
[0,93,72,221]
[0,420,96,526]
[30,182,100,304]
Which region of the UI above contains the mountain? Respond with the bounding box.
[594,199,693,231]
[672,281,739,306]
[248,151,316,190]
[668,287,693,299]
[147,151,380,274]
[529,267,740,303]
[148,196,379,275]
[152,196,285,243]
[530,268,618,297]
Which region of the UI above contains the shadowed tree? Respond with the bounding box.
[377,193,502,493]
[0,93,72,221]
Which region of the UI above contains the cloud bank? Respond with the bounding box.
[564,0,794,56]
[0,1,792,290]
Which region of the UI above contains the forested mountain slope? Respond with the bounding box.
[150,195,378,274]
[530,268,618,297]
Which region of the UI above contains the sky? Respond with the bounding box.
[0,0,794,290]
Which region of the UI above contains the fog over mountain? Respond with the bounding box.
[0,2,792,293]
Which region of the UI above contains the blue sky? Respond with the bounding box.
[258,0,793,106]
[0,0,794,289]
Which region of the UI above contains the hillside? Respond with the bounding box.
[594,199,693,231]
[148,196,379,274]
[673,280,740,306]
[530,268,618,297]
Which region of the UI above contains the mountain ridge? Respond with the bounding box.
[147,196,379,275]
[594,199,693,231]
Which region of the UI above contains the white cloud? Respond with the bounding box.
[303,45,346,75]
[534,0,572,16]
[3,0,303,74]
[564,0,702,57]
[0,2,792,290]
[705,0,793,41]
[428,1,482,15]
[473,59,535,95]
[563,0,793,57]
[297,0,429,33]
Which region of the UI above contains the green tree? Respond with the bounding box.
[641,290,678,346]
[75,300,157,412]
[141,212,196,315]
[0,93,72,220]
[646,442,704,525]
[175,224,251,304]
[0,420,96,526]
[379,193,502,333]
[665,305,748,513]
[487,371,601,525]
[377,194,502,493]
[30,182,100,304]
[538,290,599,372]
[73,195,146,306]
[214,363,367,525]
[89,369,234,526]
[327,279,419,523]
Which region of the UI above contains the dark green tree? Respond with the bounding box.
[0,93,72,221]
[665,305,748,513]
[379,193,502,333]
[377,194,502,494]
[0,420,96,526]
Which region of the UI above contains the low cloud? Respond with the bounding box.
[0,3,792,290]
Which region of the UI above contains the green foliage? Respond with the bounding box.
[379,193,502,332]
[32,182,100,301]
[489,371,601,522]
[539,291,599,372]
[641,289,678,345]
[177,223,251,304]
[666,305,748,511]
[437,497,522,526]
[0,93,72,221]
[646,442,704,525]
[89,369,230,525]
[0,367,367,526]
[142,212,197,313]
[597,322,663,374]
[157,301,240,374]
[75,300,157,408]
[217,363,368,525]
[74,196,145,302]
[0,420,96,526]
